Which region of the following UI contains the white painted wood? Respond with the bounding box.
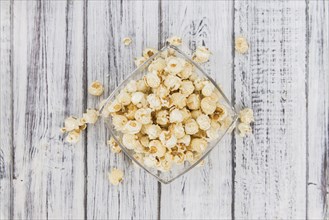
[307,0,329,219]
[160,1,234,219]
[233,1,307,219]
[86,1,159,219]
[12,1,85,219]
[0,1,12,219]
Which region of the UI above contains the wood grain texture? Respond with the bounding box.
[307,0,329,219]
[233,1,307,219]
[86,1,159,219]
[12,1,85,219]
[0,1,12,219]
[160,1,234,219]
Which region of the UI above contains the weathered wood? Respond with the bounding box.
[0,1,12,219]
[307,0,329,219]
[233,1,307,219]
[86,1,159,219]
[12,1,85,218]
[160,1,234,219]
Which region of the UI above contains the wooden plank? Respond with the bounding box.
[233,1,307,219]
[307,0,329,219]
[0,1,13,219]
[86,1,159,219]
[160,1,234,219]
[12,1,85,218]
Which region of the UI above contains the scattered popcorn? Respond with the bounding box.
[83,109,99,124]
[64,116,80,131]
[239,108,254,124]
[192,46,211,63]
[237,122,252,137]
[108,137,121,153]
[122,37,132,46]
[88,81,104,96]
[66,130,80,144]
[235,37,249,54]
[166,36,182,46]
[108,168,124,185]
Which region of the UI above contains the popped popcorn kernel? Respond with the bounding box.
[83,109,99,124]
[108,168,124,186]
[108,137,121,153]
[88,81,104,96]
[192,46,211,63]
[122,37,132,46]
[239,108,254,124]
[235,37,249,54]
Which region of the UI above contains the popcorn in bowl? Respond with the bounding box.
[99,44,238,183]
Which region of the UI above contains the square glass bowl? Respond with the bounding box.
[100,44,237,184]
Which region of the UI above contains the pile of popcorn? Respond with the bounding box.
[101,44,233,173]
[62,35,253,185]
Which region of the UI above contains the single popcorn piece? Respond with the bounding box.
[202,81,215,97]
[117,91,131,106]
[83,109,99,124]
[213,103,228,121]
[184,119,199,135]
[180,107,192,122]
[178,62,193,79]
[64,116,80,131]
[134,108,152,124]
[143,48,158,58]
[192,46,211,63]
[88,81,104,96]
[239,108,254,124]
[148,58,166,73]
[125,103,138,120]
[235,37,249,54]
[164,74,181,91]
[108,168,124,186]
[206,128,220,141]
[169,108,184,123]
[144,72,161,88]
[134,56,147,67]
[159,130,177,148]
[155,85,170,99]
[112,114,128,131]
[196,114,211,130]
[166,36,182,46]
[194,78,206,91]
[165,57,185,75]
[156,110,169,126]
[66,130,80,144]
[149,140,166,157]
[190,138,208,153]
[201,97,217,115]
[131,92,146,106]
[108,100,122,113]
[191,110,202,119]
[180,80,195,95]
[186,94,200,110]
[126,80,137,93]
[144,124,162,139]
[122,37,132,46]
[178,134,191,146]
[107,137,121,153]
[122,133,141,150]
[169,123,185,139]
[123,120,142,134]
[171,92,187,109]
[136,79,149,93]
[147,94,161,110]
[237,122,252,137]
[139,135,150,147]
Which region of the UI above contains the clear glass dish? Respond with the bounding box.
[100,44,238,184]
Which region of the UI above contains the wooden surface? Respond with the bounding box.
[0,0,328,219]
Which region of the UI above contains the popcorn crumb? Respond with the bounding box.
[237,122,252,137]
[235,37,249,54]
[108,168,124,185]
[122,37,132,46]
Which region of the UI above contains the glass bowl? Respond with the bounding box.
[100,44,238,184]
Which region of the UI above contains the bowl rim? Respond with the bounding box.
[100,44,238,184]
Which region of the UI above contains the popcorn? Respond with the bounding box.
[123,120,142,134]
[140,135,150,147]
[136,79,149,92]
[112,114,128,131]
[144,72,161,88]
[108,137,121,153]
[178,134,191,146]
[148,58,166,73]
[149,140,166,157]
[122,37,132,46]
[239,108,254,124]
[144,156,157,167]
[180,107,192,122]
[147,94,161,110]
[169,123,185,139]
[134,57,147,67]
[201,81,215,97]
[108,100,122,113]
[190,138,208,153]
[237,122,252,137]
[134,108,152,124]
[66,130,80,144]
[88,81,104,96]
[64,116,80,131]
[156,110,169,126]
[235,37,249,54]
[165,57,185,75]
[180,80,195,95]
[117,91,131,106]
[169,108,184,123]
[166,36,182,46]
[185,151,194,163]
[170,92,187,109]
[143,48,158,58]
[201,97,216,115]
[126,80,137,93]
[206,128,220,141]
[178,62,193,79]
[194,78,206,91]
[83,109,99,124]
[155,85,170,99]
[214,104,228,121]
[164,74,181,91]
[191,110,202,119]
[108,168,124,185]
[159,130,177,148]
[125,103,138,120]
[186,94,200,110]
[144,124,162,139]
[192,46,211,63]
[196,114,211,130]
[131,92,145,106]
[122,134,140,149]
[184,119,199,135]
